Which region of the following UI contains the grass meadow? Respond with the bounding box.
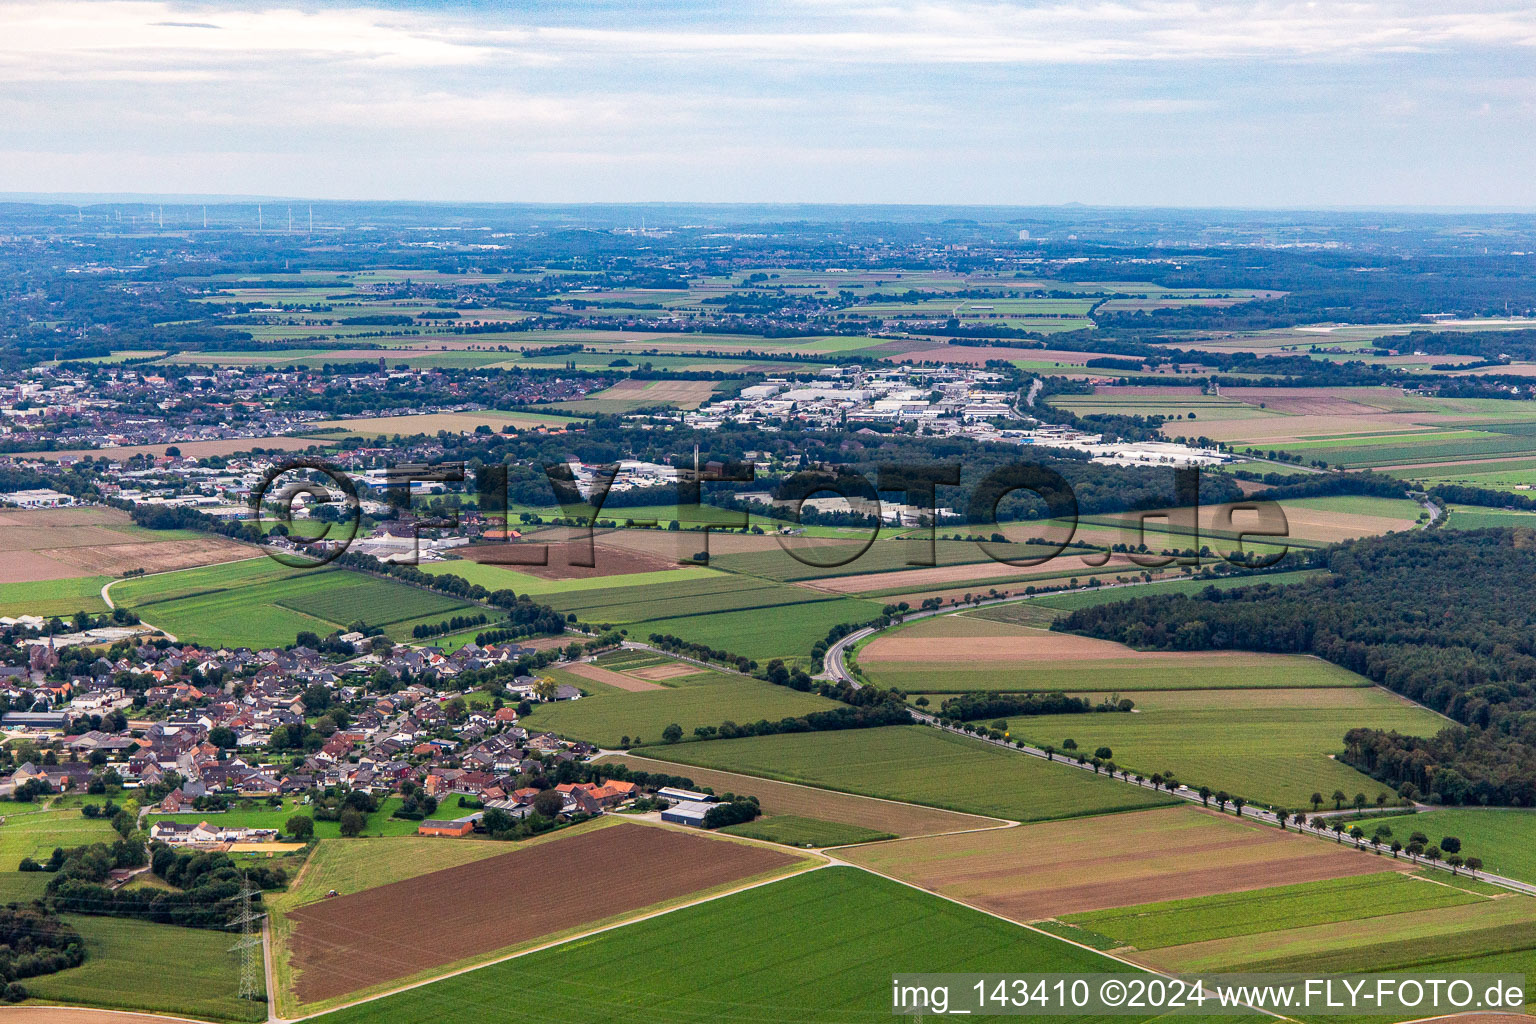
[639,726,1180,822]
[26,914,264,1021]
[523,663,842,748]
[111,559,483,646]
[995,686,1444,809]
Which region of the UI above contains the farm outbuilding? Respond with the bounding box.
[660,800,717,827]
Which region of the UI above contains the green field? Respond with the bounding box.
[637,726,1179,822]
[25,914,263,1021]
[521,659,843,748]
[638,596,883,663]
[270,835,522,909]
[0,575,112,617]
[1020,569,1329,611]
[420,561,717,597]
[860,652,1367,694]
[996,685,1444,808]
[542,573,834,622]
[158,796,421,839]
[0,806,118,867]
[1377,807,1536,885]
[1441,504,1536,531]
[111,559,483,647]
[1064,872,1483,951]
[309,867,1201,1024]
[718,814,896,848]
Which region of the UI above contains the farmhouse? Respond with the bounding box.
[149,820,279,845]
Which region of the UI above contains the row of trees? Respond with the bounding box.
[1056,529,1536,805]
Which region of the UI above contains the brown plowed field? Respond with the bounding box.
[840,805,1397,922]
[564,661,665,691]
[600,754,1003,837]
[285,822,801,1005]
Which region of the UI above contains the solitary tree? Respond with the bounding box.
[1332,790,1347,810]
[1353,793,1368,812]
[339,809,365,837]
[661,723,684,744]
[1440,835,1462,855]
[285,814,314,841]
[1310,792,1324,811]
[1062,738,1078,752]
[1094,746,1113,761]
[532,789,564,818]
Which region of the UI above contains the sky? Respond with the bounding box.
[2,0,1535,207]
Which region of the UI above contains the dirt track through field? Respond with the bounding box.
[285,822,800,1005]
[564,661,665,691]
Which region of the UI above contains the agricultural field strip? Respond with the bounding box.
[281,821,811,1009]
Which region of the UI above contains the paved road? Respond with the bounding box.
[822,589,1536,899]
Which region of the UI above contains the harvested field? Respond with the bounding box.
[0,551,89,582]
[840,805,1398,921]
[304,410,578,437]
[594,527,852,557]
[460,539,682,579]
[629,662,696,680]
[1097,498,1418,546]
[807,552,1147,595]
[38,536,252,576]
[861,621,1280,665]
[563,661,665,692]
[284,822,803,1006]
[0,1013,195,1019]
[598,753,1002,837]
[0,1012,200,1024]
[16,436,321,462]
[0,507,252,581]
[582,378,717,408]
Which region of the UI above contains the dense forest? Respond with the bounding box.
[1055,529,1536,806]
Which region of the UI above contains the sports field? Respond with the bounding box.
[839,805,1398,922]
[523,656,843,748]
[994,685,1446,808]
[110,558,483,646]
[308,867,1179,1024]
[637,726,1180,821]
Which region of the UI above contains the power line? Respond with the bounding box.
[227,873,266,1002]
